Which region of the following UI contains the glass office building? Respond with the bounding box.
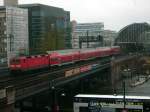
[19,4,71,54]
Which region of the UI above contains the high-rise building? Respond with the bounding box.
[0,6,28,65]
[4,0,18,6]
[19,4,71,54]
[71,21,104,48]
[71,20,78,48]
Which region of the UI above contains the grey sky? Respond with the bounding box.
[1,0,150,31]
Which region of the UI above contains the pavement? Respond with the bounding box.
[126,75,150,96]
[130,75,149,87]
[116,75,150,95]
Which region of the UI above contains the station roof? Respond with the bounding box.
[114,23,150,53]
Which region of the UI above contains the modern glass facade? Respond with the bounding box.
[19,4,71,55]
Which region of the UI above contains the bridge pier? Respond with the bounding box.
[32,96,38,112]
[0,104,15,112]
[0,86,15,112]
[79,79,84,93]
[51,87,59,112]
[18,101,23,112]
[16,96,41,112]
[111,55,142,93]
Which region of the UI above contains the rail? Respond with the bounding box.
[0,56,112,106]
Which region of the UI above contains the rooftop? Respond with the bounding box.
[18,3,64,11]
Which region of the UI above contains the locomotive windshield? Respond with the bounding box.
[10,59,20,64]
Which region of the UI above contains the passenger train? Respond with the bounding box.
[9,46,120,73]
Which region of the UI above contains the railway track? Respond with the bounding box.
[0,57,111,103]
[0,56,111,89]
[15,62,110,100]
[15,60,101,89]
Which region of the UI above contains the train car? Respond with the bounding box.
[111,46,121,55]
[95,47,111,57]
[49,49,80,66]
[80,49,97,60]
[9,46,121,73]
[10,57,26,72]
[10,55,49,73]
[49,52,61,66]
[92,49,101,58]
[102,47,112,56]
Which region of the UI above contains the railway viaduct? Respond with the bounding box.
[1,22,150,112]
[0,54,146,112]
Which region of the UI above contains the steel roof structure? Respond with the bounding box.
[115,23,150,53]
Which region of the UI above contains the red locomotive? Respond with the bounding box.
[9,46,120,73]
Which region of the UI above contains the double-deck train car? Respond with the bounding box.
[9,46,120,73]
[111,46,121,55]
[49,49,80,66]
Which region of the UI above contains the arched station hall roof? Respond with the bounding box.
[115,23,150,53]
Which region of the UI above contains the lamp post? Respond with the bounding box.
[122,68,130,110]
[51,86,60,112]
[122,68,133,111]
[123,81,126,109]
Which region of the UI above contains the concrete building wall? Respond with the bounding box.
[19,4,71,54]
[4,0,18,6]
[71,21,104,48]
[0,8,7,63]
[71,20,78,48]
[101,30,117,46]
[0,7,28,65]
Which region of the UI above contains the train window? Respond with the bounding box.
[23,59,26,63]
[10,59,20,64]
[10,59,15,64]
[15,59,20,64]
[51,57,59,61]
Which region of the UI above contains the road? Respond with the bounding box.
[126,79,150,96]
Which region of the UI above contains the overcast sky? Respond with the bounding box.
[1,0,150,31]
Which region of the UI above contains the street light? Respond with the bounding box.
[122,68,130,110]
[122,68,132,110]
[123,69,131,79]
[61,93,66,97]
